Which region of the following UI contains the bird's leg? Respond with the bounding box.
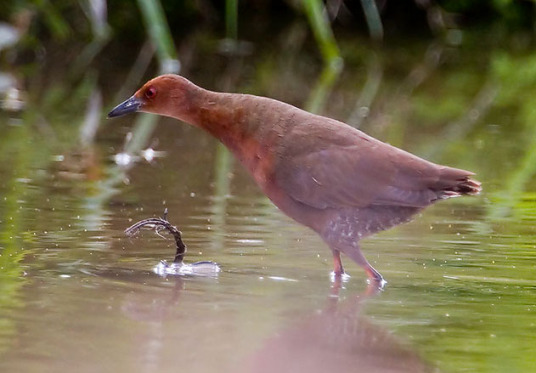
[343,245,385,285]
[332,249,345,276]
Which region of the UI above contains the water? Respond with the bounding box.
[1,31,536,372]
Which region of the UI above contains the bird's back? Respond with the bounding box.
[265,108,479,211]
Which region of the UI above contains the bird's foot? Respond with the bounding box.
[329,271,350,296]
[366,276,387,292]
[330,270,351,283]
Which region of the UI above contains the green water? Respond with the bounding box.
[0,30,535,372]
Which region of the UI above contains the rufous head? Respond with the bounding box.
[108,74,197,121]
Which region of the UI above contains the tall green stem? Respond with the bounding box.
[136,0,180,73]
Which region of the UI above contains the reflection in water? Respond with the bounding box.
[117,270,185,373]
[103,269,435,373]
[246,280,436,373]
[210,142,233,253]
[348,52,383,128]
[91,268,187,322]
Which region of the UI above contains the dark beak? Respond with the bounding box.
[108,96,143,118]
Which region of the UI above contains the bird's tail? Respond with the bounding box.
[457,177,481,195]
[439,175,481,199]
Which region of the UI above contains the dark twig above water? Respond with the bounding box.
[125,208,186,263]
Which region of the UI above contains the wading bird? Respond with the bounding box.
[109,75,481,285]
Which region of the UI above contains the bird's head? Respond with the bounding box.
[108,74,197,121]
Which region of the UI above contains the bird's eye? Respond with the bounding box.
[145,86,157,99]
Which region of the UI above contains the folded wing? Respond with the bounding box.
[273,121,477,210]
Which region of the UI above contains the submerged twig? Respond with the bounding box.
[125,208,186,263]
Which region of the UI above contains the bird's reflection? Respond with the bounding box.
[95,268,436,373]
[243,279,437,373]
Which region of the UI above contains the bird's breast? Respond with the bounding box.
[235,138,274,191]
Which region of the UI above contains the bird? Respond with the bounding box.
[108,74,481,284]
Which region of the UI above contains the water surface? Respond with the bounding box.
[0,32,535,373]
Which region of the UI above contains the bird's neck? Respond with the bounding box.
[179,88,287,193]
[182,89,268,159]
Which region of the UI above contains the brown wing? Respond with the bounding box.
[273,119,473,210]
